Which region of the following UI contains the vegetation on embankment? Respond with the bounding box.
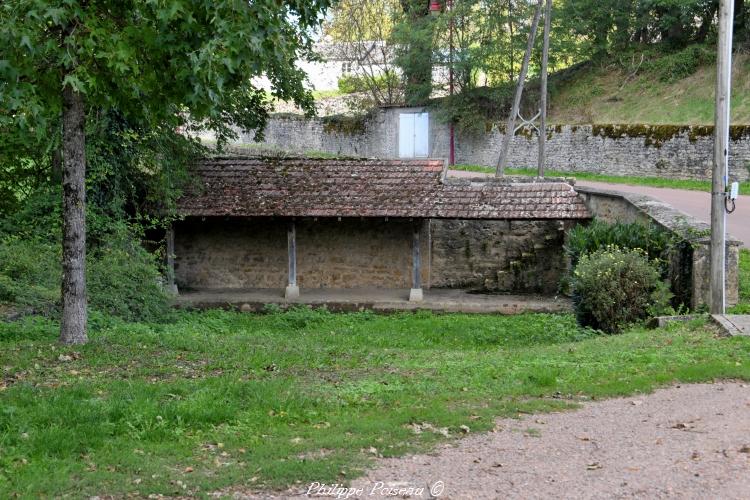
[1,309,748,497]
[730,249,750,313]
[548,51,750,125]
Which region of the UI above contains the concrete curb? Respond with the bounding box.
[710,314,750,336]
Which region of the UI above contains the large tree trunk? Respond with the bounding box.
[60,85,87,345]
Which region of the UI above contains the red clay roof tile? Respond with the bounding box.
[177,157,591,220]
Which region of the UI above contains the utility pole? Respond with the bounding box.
[448,0,455,166]
[710,0,734,314]
[538,0,552,177]
[495,0,548,177]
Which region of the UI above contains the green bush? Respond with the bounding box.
[337,71,400,95]
[565,219,670,269]
[645,45,715,83]
[0,236,60,314]
[571,246,672,333]
[0,234,172,323]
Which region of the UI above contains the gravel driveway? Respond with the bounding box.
[350,383,750,499]
[239,382,750,499]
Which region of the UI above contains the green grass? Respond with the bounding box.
[549,53,750,125]
[452,164,750,193]
[1,309,749,497]
[729,248,750,314]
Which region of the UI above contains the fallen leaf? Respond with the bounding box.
[184,467,193,473]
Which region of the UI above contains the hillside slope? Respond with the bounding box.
[549,52,750,125]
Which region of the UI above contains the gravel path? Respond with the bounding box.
[238,382,750,499]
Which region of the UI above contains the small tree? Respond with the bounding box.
[1,0,330,344]
[324,0,405,107]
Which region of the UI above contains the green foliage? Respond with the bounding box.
[0,309,748,496]
[337,71,401,96]
[572,246,672,333]
[644,44,716,83]
[0,188,172,322]
[0,237,60,315]
[565,219,671,269]
[392,0,435,105]
[729,249,750,314]
[0,0,331,146]
[0,234,171,323]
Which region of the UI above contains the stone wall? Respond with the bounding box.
[575,185,741,309]
[174,216,575,294]
[430,219,573,294]
[243,111,750,182]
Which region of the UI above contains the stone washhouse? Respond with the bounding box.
[170,157,591,312]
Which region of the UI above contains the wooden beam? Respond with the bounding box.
[166,225,177,295]
[410,223,423,302]
[286,221,299,299]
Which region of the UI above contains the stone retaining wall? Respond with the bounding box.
[575,185,741,309]
[242,111,750,182]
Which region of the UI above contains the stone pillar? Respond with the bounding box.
[165,225,178,295]
[285,221,300,299]
[409,222,424,302]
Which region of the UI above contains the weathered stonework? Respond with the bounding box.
[430,219,573,294]
[244,111,750,182]
[174,218,429,290]
[174,217,574,294]
[576,185,741,309]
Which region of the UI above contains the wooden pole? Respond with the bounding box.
[409,222,424,302]
[496,0,543,177]
[285,221,299,299]
[538,0,552,177]
[710,0,734,314]
[288,222,297,287]
[412,225,421,290]
[166,225,177,294]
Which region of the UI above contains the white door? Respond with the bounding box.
[398,113,429,158]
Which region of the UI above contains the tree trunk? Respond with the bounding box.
[60,85,88,345]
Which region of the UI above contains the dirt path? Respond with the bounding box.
[349,383,750,499]
[240,383,750,499]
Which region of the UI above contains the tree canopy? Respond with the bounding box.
[0,0,332,343]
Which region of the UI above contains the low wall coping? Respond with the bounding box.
[575,185,742,246]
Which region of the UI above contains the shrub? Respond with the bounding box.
[0,236,60,315]
[571,246,672,333]
[644,45,715,83]
[0,234,172,323]
[565,219,670,269]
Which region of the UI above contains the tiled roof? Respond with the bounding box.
[177,157,591,220]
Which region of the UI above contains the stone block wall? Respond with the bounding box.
[174,216,574,294]
[429,219,573,294]
[243,111,750,182]
[174,218,427,290]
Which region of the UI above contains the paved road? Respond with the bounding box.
[448,170,750,247]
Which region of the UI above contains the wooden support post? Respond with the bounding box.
[285,221,299,299]
[710,0,734,314]
[166,226,178,295]
[409,223,423,302]
[538,0,552,177]
[496,0,543,177]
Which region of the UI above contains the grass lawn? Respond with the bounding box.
[730,248,750,314]
[1,310,749,497]
[452,165,750,193]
